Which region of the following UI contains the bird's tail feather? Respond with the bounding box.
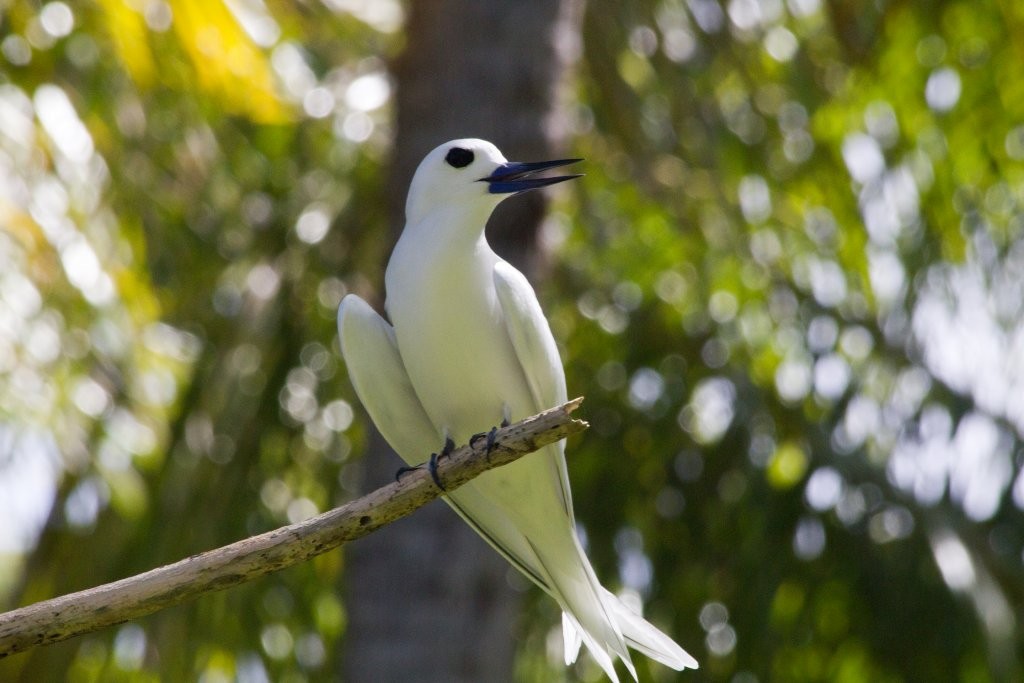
[527,538,636,682]
[597,587,699,671]
[562,611,624,683]
[562,611,583,665]
[559,584,699,679]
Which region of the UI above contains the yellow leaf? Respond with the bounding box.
[97,0,157,86]
[171,0,292,123]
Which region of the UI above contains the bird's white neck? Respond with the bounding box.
[387,204,500,305]
[402,201,500,252]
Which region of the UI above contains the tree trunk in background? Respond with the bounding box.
[340,1,582,681]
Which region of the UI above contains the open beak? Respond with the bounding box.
[482,158,583,194]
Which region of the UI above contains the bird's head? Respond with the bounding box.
[405,138,581,225]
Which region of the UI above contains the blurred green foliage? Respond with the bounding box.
[1,0,1023,681]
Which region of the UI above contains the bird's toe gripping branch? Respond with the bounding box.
[485,427,499,458]
[393,464,418,482]
[428,437,455,490]
[470,420,508,462]
[394,437,457,491]
[427,453,445,491]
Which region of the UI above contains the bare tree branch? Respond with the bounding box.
[0,398,587,659]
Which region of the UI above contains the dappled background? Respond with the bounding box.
[2,0,1023,680]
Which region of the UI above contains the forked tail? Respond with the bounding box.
[560,585,698,681]
[539,537,698,681]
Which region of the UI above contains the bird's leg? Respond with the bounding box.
[438,437,456,461]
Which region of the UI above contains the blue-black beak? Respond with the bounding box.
[482,158,583,194]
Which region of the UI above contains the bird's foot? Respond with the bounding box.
[426,437,455,490]
[471,419,511,462]
[482,419,511,461]
[394,455,447,491]
[484,427,499,459]
[393,436,453,490]
[427,451,446,491]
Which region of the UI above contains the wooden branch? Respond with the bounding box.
[0,398,587,659]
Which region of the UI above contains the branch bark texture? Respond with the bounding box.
[0,399,587,659]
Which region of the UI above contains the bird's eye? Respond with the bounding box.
[445,147,474,168]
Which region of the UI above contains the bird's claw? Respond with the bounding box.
[394,465,419,483]
[428,451,446,491]
[395,457,446,491]
[484,426,499,461]
[471,421,508,462]
[428,437,455,491]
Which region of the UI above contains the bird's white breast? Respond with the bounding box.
[384,223,536,443]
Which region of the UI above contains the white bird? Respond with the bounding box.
[338,138,697,681]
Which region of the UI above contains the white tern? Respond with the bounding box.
[338,139,697,680]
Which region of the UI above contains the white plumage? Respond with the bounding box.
[338,138,697,680]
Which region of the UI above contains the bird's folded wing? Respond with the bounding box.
[492,260,569,413]
[338,294,438,461]
[492,260,574,515]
